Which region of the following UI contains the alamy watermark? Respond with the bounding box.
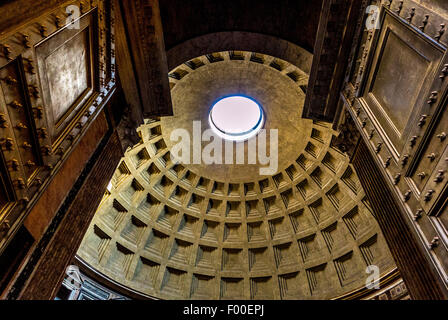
[169,121,278,175]
[366,5,381,31]
[66,5,81,29]
[366,265,380,290]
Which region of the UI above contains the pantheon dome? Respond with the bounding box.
[1,0,447,304]
[77,51,396,300]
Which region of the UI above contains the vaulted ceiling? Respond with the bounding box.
[159,0,324,53]
[77,51,396,300]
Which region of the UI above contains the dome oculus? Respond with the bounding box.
[209,95,264,141]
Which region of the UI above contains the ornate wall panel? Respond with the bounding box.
[341,0,448,297]
[35,14,96,149]
[361,9,444,159]
[0,0,116,256]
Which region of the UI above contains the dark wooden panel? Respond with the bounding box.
[119,0,173,117]
[23,112,109,241]
[352,139,447,300]
[0,226,34,295]
[303,0,364,122]
[17,130,123,300]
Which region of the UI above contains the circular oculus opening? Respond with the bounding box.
[209,95,264,141]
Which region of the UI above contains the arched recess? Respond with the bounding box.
[166,31,313,74]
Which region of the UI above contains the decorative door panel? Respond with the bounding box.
[0,60,43,185]
[361,10,444,161]
[407,92,448,196]
[0,0,116,253]
[340,0,448,295]
[36,13,97,150]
